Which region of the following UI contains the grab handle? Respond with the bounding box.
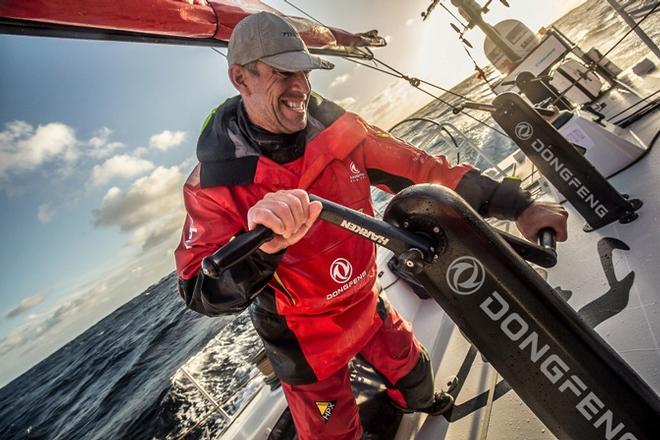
[201,226,274,278]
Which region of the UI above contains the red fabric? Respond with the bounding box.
[282,366,362,440]
[175,112,472,381]
[281,306,423,439]
[0,0,217,38]
[0,0,377,52]
[358,305,423,408]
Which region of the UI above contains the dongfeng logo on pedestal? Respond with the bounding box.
[446,256,485,295]
[514,121,534,141]
[330,258,353,284]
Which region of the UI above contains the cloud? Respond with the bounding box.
[6,293,46,319]
[133,146,150,158]
[91,154,155,186]
[149,130,186,151]
[356,80,416,128]
[93,165,185,250]
[330,74,350,88]
[0,121,78,179]
[0,284,106,357]
[131,219,184,252]
[405,18,415,26]
[87,127,125,159]
[37,203,55,223]
[335,97,357,110]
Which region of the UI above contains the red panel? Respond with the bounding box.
[0,0,217,38]
[0,0,383,53]
[210,0,367,49]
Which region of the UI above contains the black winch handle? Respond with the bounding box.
[201,194,433,279]
[201,198,559,278]
[538,227,557,253]
[201,226,274,278]
[496,228,558,268]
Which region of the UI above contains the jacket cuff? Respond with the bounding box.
[488,177,534,220]
[454,170,533,220]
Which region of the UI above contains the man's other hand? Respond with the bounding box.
[247,189,323,254]
[516,201,569,243]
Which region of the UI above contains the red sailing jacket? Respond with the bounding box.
[175,97,473,381]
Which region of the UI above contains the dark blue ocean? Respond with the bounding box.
[1,1,658,438]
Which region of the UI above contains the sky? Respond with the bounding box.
[0,0,586,387]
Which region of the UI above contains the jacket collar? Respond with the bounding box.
[197,93,350,188]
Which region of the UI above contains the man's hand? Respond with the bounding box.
[247,189,323,254]
[516,201,569,243]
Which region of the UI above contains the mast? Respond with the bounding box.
[450,0,522,64]
[604,0,660,60]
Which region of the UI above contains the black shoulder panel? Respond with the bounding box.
[199,156,259,188]
[308,92,345,127]
[197,96,241,163]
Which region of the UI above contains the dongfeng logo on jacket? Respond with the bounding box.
[330,258,353,283]
[326,258,367,300]
[349,161,366,183]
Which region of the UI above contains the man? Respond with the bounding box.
[175,11,568,440]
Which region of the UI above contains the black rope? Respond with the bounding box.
[607,88,660,121]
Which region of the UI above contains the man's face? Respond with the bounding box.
[240,61,311,134]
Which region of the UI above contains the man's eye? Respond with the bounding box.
[273,70,309,79]
[273,70,290,79]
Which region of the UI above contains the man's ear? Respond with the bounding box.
[228,65,250,95]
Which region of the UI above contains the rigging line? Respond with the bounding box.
[600,1,660,61]
[411,85,509,137]
[347,57,472,101]
[463,46,497,93]
[284,0,473,102]
[346,57,508,136]
[440,2,469,28]
[550,1,660,107]
[284,0,507,136]
[210,47,227,58]
[417,78,474,101]
[345,56,405,77]
[606,88,660,121]
[284,0,328,26]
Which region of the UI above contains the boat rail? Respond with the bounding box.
[174,367,263,440]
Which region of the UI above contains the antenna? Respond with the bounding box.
[421,0,441,21]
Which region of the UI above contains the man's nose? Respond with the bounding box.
[289,71,311,92]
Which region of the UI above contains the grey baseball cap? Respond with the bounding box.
[228,12,334,72]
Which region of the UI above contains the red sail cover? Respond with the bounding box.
[0,0,385,56]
